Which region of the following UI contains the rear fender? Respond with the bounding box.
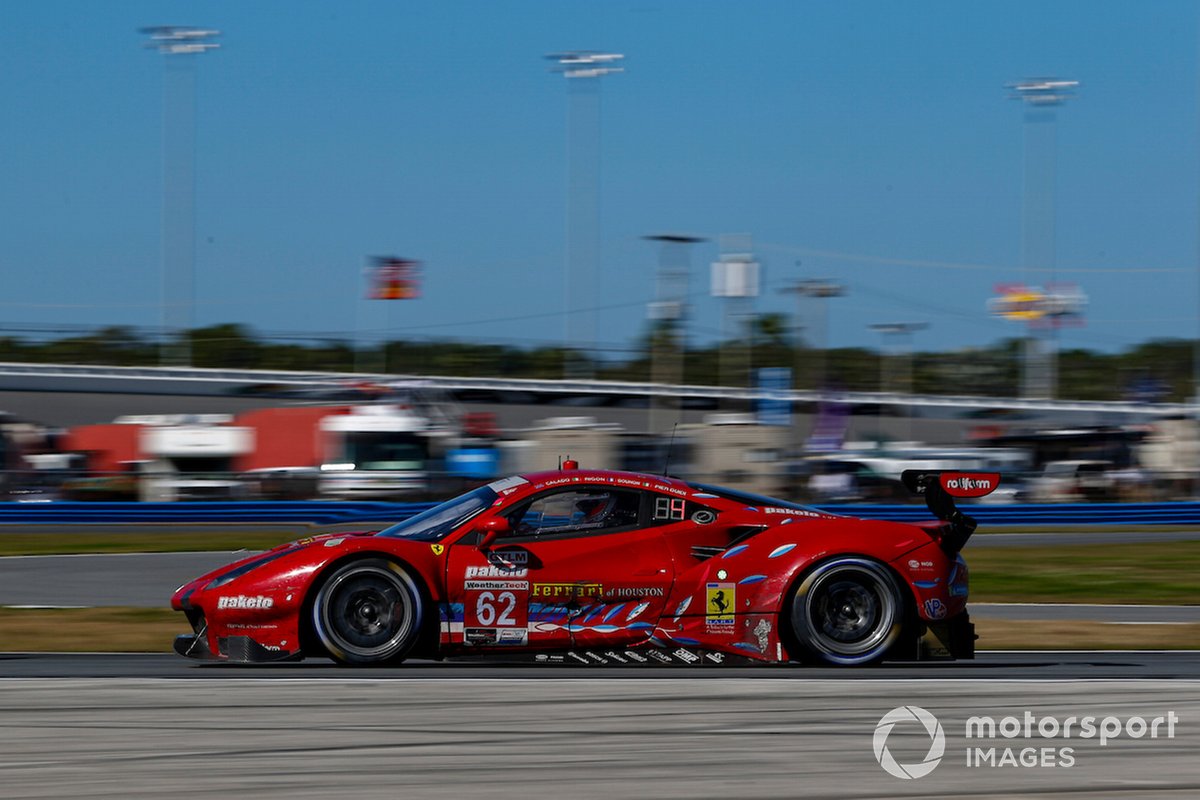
[893,539,968,623]
[675,518,935,617]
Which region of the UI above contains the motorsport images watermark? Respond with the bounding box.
[873,705,1180,778]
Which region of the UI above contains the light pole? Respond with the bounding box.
[1008,77,1077,399]
[547,51,624,380]
[141,25,220,367]
[712,234,759,397]
[645,234,705,435]
[780,276,844,392]
[869,322,928,445]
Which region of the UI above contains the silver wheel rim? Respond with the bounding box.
[316,564,416,661]
[795,559,900,663]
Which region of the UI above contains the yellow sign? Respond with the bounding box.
[706,582,735,628]
[532,583,603,600]
[988,287,1048,321]
[430,544,445,556]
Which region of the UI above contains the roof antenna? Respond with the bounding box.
[662,423,679,476]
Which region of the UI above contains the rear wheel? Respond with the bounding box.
[787,557,905,666]
[312,558,423,666]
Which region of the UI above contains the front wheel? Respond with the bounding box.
[787,557,906,666]
[312,558,423,666]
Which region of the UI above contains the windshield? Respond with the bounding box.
[687,482,833,516]
[376,485,497,542]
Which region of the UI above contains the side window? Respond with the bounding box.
[508,488,640,537]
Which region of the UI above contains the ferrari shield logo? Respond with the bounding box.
[430,544,445,556]
[706,582,735,631]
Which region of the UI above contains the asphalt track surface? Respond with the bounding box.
[3,549,1198,621]
[0,666,1195,798]
[1,650,1199,679]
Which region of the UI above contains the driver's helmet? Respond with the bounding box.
[575,494,617,523]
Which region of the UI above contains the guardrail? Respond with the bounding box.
[831,502,1200,525]
[0,501,1198,526]
[1,360,1193,414]
[0,501,436,526]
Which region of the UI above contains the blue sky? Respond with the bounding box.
[1,1,1197,357]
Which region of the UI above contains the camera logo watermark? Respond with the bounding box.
[873,706,946,779]
[873,707,1180,778]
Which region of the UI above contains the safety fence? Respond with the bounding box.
[0,500,1198,526]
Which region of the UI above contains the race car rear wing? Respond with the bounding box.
[900,471,1000,553]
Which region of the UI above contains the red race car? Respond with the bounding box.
[172,464,995,667]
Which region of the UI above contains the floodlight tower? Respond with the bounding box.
[1008,77,1077,399]
[645,234,705,435]
[869,321,928,444]
[547,51,624,380]
[141,26,220,367]
[780,276,845,393]
[712,234,759,394]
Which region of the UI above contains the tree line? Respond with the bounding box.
[0,319,1190,402]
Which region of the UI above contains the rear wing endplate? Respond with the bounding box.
[900,471,1000,552]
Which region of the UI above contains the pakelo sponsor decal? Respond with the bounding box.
[706,582,735,633]
[216,595,274,610]
[764,507,828,518]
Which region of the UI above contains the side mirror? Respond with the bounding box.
[477,516,510,550]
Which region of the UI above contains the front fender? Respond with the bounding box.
[172,535,447,661]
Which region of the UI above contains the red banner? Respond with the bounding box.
[370,257,421,300]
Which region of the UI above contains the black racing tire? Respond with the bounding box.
[312,558,423,666]
[786,557,906,666]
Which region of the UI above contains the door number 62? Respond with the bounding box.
[475,591,517,626]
